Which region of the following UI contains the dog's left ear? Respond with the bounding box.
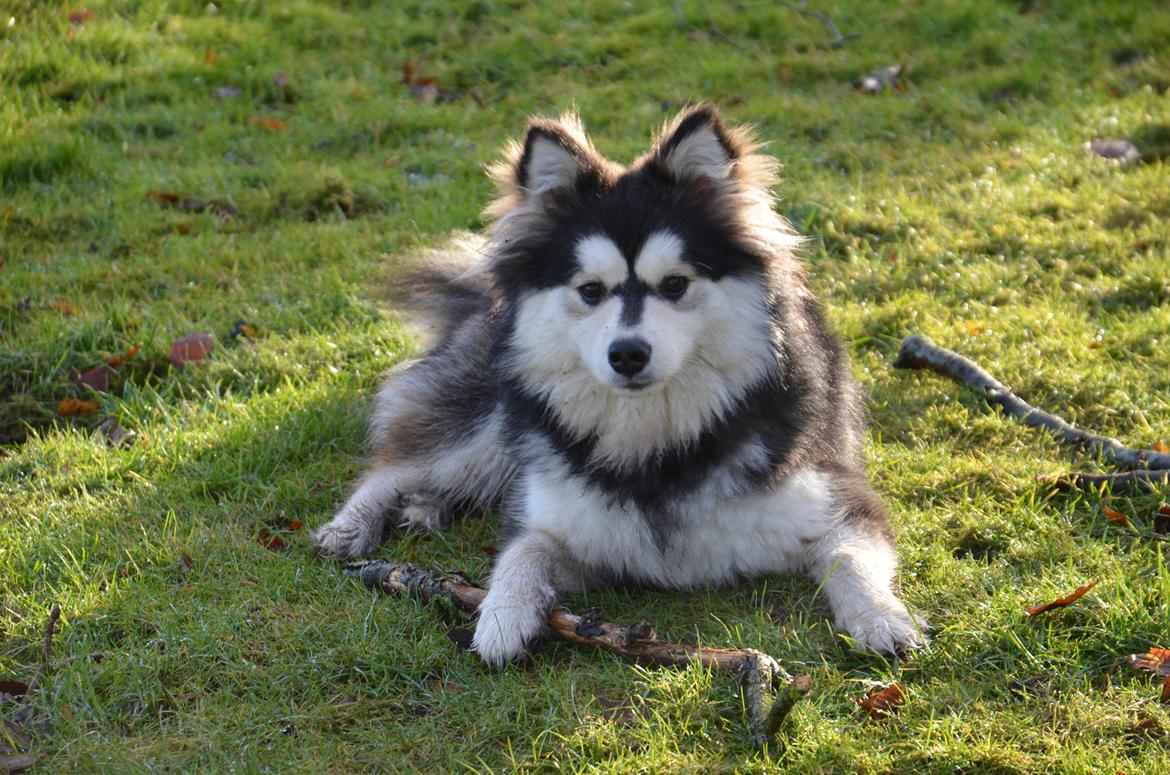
[652,105,741,183]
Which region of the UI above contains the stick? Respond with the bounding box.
[893,335,1170,474]
[10,604,61,726]
[1037,470,1170,491]
[344,560,809,750]
[781,1,860,48]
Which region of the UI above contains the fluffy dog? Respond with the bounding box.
[312,105,925,665]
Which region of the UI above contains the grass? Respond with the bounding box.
[2,0,1170,771]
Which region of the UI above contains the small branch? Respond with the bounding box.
[894,335,1170,474]
[781,1,860,48]
[1038,470,1170,491]
[10,604,61,727]
[344,560,809,750]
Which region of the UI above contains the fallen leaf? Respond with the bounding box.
[854,65,903,94]
[68,9,94,25]
[1025,578,1100,616]
[257,528,286,550]
[1127,718,1159,741]
[169,333,214,366]
[1163,676,1169,703]
[1103,504,1130,527]
[480,545,498,557]
[0,753,38,773]
[1153,441,1169,453]
[437,680,463,694]
[70,364,114,392]
[96,417,136,447]
[288,519,304,530]
[58,398,99,417]
[960,321,986,335]
[230,320,262,341]
[249,116,289,133]
[0,680,29,697]
[106,345,140,368]
[446,627,474,651]
[1127,647,1170,677]
[857,683,904,719]
[1088,340,1104,349]
[90,651,105,662]
[51,298,79,315]
[180,554,195,574]
[595,693,647,725]
[146,191,180,205]
[400,61,457,103]
[1088,138,1141,164]
[204,49,217,65]
[1155,504,1170,535]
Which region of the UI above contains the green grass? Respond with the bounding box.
[3,1,1170,771]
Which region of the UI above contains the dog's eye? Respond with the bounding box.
[660,275,690,300]
[577,282,604,305]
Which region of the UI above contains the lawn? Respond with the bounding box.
[2,1,1170,772]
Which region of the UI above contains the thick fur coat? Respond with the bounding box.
[313,106,925,665]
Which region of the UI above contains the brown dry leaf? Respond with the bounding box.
[107,345,141,368]
[1127,647,1170,677]
[1156,504,1170,535]
[249,117,289,133]
[146,191,181,205]
[204,49,217,65]
[68,9,94,25]
[1103,503,1130,527]
[58,398,99,417]
[857,683,904,719]
[595,694,647,725]
[51,298,79,315]
[230,320,262,341]
[257,528,286,550]
[0,680,29,697]
[180,553,195,574]
[0,753,39,773]
[446,627,474,651]
[70,364,114,392]
[1153,441,1169,453]
[960,321,986,335]
[1025,578,1100,616]
[1162,676,1170,704]
[169,333,214,366]
[480,545,498,557]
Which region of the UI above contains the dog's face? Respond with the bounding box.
[492,107,788,405]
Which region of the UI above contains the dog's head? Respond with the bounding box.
[487,105,801,412]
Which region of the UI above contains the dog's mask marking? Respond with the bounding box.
[632,231,687,286]
[572,230,689,329]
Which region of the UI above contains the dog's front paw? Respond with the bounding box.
[472,592,548,668]
[311,514,384,560]
[839,598,928,656]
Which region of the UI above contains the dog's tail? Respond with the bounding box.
[384,231,496,343]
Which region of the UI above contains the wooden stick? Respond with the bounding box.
[1037,470,1170,491]
[11,603,61,726]
[344,560,809,750]
[894,334,1170,478]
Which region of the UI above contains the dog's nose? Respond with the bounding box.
[608,338,651,377]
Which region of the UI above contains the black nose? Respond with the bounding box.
[608,338,651,377]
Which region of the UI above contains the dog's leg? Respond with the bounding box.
[808,483,926,655]
[312,466,415,559]
[472,529,583,667]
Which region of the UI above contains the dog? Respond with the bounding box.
[312,105,926,666]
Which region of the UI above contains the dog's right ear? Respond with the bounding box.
[516,123,595,196]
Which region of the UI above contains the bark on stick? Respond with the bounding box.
[894,335,1170,484]
[343,559,809,750]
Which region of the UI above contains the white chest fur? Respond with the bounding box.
[520,456,839,589]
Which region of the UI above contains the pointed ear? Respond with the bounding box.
[652,105,741,183]
[515,119,599,196]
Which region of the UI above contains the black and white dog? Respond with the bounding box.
[313,105,925,665]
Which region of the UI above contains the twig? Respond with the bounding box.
[9,604,60,728]
[1037,470,1170,491]
[893,335,1170,487]
[781,1,860,48]
[344,559,810,750]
